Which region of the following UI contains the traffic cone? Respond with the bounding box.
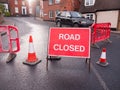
[23,35,41,65]
[96,48,109,66]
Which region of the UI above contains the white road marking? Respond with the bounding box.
[91,64,109,90]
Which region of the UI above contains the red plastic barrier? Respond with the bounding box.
[0,25,20,53]
[91,23,111,44]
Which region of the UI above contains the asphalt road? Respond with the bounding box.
[0,17,120,90]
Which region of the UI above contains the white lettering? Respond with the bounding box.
[59,34,64,40]
[53,44,59,51]
[74,45,80,52]
[70,34,74,40]
[64,34,69,40]
[75,34,80,40]
[53,44,85,52]
[69,45,74,51]
[63,45,69,51]
[80,45,85,52]
[58,34,80,40]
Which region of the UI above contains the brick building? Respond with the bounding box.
[28,0,41,17]
[80,0,120,30]
[43,0,80,21]
[0,0,8,23]
[28,0,36,16]
[0,0,9,12]
[8,0,29,16]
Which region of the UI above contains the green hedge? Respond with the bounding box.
[4,11,10,17]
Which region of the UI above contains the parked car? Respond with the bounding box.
[55,11,94,27]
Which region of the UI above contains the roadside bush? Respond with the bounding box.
[4,11,10,17]
[0,3,5,14]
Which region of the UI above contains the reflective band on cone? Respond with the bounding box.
[96,48,109,67]
[99,52,106,63]
[23,35,41,66]
[27,53,37,62]
[27,42,37,62]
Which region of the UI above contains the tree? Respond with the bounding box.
[0,3,5,14]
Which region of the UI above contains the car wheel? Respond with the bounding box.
[56,21,62,27]
[74,23,79,27]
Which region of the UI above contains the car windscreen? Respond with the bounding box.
[71,12,82,18]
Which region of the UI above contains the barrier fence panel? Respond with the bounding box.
[0,25,20,53]
[91,23,111,46]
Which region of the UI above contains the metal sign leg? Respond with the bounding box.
[6,52,16,63]
[85,58,91,72]
[46,56,49,71]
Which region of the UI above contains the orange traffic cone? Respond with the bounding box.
[23,35,41,65]
[96,48,109,66]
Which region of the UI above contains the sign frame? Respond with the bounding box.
[48,27,91,58]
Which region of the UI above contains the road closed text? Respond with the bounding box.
[59,34,80,40]
[48,28,90,58]
[53,44,85,52]
[53,33,85,52]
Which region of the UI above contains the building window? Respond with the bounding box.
[29,8,32,14]
[55,0,60,4]
[15,7,19,13]
[49,0,53,5]
[86,14,93,20]
[55,10,60,17]
[15,0,18,5]
[22,0,25,6]
[3,4,9,12]
[49,10,54,18]
[85,0,95,6]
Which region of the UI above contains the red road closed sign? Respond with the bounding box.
[48,28,91,58]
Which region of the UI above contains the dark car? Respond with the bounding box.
[55,11,94,27]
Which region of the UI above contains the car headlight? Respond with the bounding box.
[81,21,87,24]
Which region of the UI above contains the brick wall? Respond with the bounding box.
[8,0,29,16]
[43,0,80,21]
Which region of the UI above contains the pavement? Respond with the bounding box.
[0,17,120,90]
[0,18,15,25]
[111,30,120,34]
[0,18,15,36]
